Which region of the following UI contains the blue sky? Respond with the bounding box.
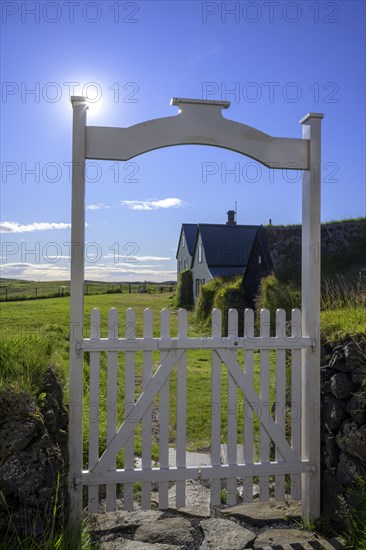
[1,0,365,282]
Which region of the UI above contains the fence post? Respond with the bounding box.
[300,112,323,521]
[68,96,88,526]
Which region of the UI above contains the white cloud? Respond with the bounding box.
[0,221,71,234]
[86,203,111,210]
[121,198,184,211]
[103,254,171,261]
[0,262,70,280]
[0,262,176,282]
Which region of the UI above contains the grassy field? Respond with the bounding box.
[4,286,361,467]
[1,287,365,548]
[0,278,175,302]
[0,292,279,463]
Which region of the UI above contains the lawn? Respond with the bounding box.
[0,292,279,464]
[2,291,363,465]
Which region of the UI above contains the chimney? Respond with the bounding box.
[226,210,236,225]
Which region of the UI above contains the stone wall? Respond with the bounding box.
[320,337,366,522]
[265,219,366,280]
[0,367,69,540]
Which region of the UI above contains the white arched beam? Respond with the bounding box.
[85,98,309,169]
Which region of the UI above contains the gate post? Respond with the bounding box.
[69,96,88,525]
[300,112,324,521]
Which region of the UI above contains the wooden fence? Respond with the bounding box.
[71,306,313,513]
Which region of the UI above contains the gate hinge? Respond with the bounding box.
[75,340,82,356]
[311,339,317,353]
[311,464,317,476]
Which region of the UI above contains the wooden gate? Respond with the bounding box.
[75,305,313,513]
[68,97,323,521]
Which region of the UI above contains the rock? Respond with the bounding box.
[222,499,301,526]
[0,416,44,458]
[0,432,62,505]
[200,518,255,549]
[39,368,68,435]
[100,539,181,549]
[254,528,333,549]
[329,347,348,372]
[321,469,344,519]
[351,368,365,389]
[151,479,210,517]
[321,366,336,383]
[336,451,366,487]
[351,368,364,387]
[344,341,364,370]
[346,394,366,425]
[321,394,347,433]
[237,483,260,500]
[322,433,340,471]
[330,372,356,399]
[134,517,194,546]
[90,509,164,533]
[336,420,366,461]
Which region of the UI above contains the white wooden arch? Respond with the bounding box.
[69,96,323,522]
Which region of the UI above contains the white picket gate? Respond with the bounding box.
[68,96,323,521]
[75,306,313,513]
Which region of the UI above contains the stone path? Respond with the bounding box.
[89,449,347,549]
[90,489,346,549]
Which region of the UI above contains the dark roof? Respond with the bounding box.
[183,224,198,255]
[176,223,197,258]
[196,224,259,267]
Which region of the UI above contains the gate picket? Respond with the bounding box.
[176,308,187,507]
[291,309,302,500]
[141,308,153,509]
[243,308,254,502]
[124,308,135,510]
[227,308,238,505]
[211,309,222,505]
[106,308,118,511]
[259,308,271,501]
[159,309,170,508]
[275,309,286,501]
[88,308,101,512]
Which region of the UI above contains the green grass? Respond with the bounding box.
[1,284,365,546]
[0,278,176,302]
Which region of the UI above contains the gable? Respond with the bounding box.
[176,224,197,258]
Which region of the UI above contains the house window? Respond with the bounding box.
[178,260,182,272]
[184,258,188,269]
[258,255,262,264]
[182,234,185,248]
[198,244,203,263]
[195,278,205,297]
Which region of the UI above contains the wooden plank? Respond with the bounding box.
[211,309,222,505]
[88,308,100,512]
[85,116,308,169]
[82,335,312,352]
[106,308,118,511]
[68,97,88,524]
[159,309,170,509]
[275,309,286,501]
[124,308,135,511]
[80,460,310,485]
[141,308,153,510]
[259,309,271,501]
[243,308,254,503]
[226,309,238,506]
[176,309,187,508]
[291,309,302,500]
